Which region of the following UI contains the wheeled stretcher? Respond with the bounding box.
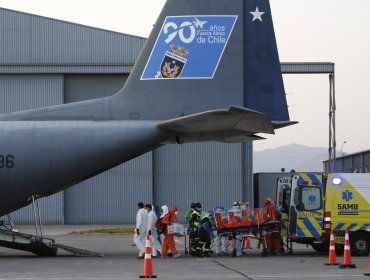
[215,209,281,257]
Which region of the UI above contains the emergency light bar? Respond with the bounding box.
[332,177,342,186]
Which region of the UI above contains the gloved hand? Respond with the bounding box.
[168,222,172,226]
[148,230,152,236]
[136,228,140,235]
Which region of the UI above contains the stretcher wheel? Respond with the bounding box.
[261,249,268,257]
[231,249,236,257]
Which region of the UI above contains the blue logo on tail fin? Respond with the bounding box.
[141,15,238,80]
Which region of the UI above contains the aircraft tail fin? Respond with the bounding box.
[110,0,291,123]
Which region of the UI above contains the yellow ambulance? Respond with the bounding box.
[277,173,370,256]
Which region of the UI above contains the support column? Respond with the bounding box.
[329,72,336,172]
[242,141,253,207]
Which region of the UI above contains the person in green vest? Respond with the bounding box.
[197,211,217,256]
[189,202,202,256]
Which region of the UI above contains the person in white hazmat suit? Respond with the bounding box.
[230,201,242,257]
[145,204,162,257]
[213,206,229,256]
[134,202,148,259]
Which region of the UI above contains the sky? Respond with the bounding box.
[0,0,369,155]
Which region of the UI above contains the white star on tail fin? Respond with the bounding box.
[250,7,265,22]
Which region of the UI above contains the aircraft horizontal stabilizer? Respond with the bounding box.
[272,121,299,129]
[157,106,274,143]
[219,134,266,143]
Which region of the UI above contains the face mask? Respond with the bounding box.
[175,211,178,215]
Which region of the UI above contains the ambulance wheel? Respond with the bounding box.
[335,244,344,255]
[311,243,328,253]
[350,232,369,256]
[261,250,268,257]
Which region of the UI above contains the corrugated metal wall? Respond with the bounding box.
[64,153,153,224]
[154,143,244,223]
[0,8,145,65]
[0,75,63,113]
[3,194,64,225]
[64,74,127,103]
[365,154,370,173]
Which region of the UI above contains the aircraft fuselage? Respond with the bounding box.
[0,121,170,216]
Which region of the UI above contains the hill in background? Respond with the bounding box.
[253,143,330,173]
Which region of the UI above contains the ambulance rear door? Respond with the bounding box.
[276,177,291,237]
[288,173,324,239]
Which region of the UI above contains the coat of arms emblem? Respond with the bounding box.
[160,45,188,78]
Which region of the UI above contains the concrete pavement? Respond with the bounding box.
[0,225,368,280]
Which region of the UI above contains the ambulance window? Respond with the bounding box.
[282,189,291,213]
[278,189,284,204]
[294,188,300,207]
[300,187,322,211]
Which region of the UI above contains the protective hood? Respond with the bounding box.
[161,205,169,218]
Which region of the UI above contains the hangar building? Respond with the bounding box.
[0,8,253,224]
[323,150,370,173]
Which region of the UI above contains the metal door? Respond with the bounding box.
[289,173,324,238]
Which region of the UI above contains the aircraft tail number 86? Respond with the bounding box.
[0,155,14,169]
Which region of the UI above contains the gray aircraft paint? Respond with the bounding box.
[0,0,293,216]
[0,121,171,215]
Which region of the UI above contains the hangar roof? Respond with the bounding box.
[0,8,146,74]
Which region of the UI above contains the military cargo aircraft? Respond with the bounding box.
[0,0,295,222]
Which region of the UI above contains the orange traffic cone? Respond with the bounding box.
[244,237,252,249]
[339,230,356,269]
[139,234,157,278]
[325,231,339,265]
[364,255,370,276]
